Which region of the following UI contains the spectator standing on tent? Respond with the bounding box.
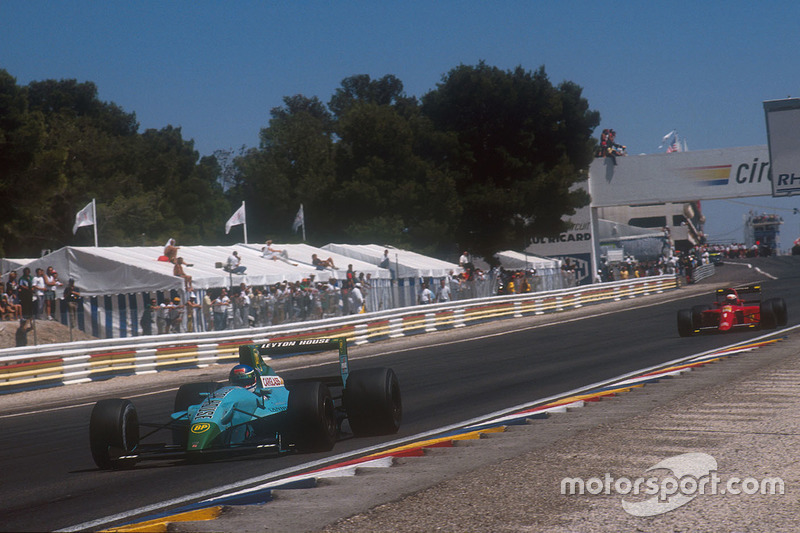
[44,266,61,320]
[61,279,81,328]
[226,250,246,274]
[32,268,46,319]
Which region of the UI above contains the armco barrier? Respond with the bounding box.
[0,275,678,394]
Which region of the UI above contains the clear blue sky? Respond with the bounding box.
[3,1,800,249]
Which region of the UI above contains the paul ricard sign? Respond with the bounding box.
[588,145,771,207]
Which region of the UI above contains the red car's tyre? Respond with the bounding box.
[344,368,402,436]
[767,298,788,327]
[691,305,711,328]
[677,309,694,337]
[90,399,139,470]
[760,300,777,329]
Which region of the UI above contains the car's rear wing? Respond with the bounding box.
[238,338,350,386]
[716,284,762,303]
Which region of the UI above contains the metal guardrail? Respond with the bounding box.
[0,275,678,394]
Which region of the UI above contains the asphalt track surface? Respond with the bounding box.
[1,257,797,532]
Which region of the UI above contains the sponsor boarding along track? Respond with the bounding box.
[81,328,786,533]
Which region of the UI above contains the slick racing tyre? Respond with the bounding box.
[766,297,788,327]
[344,367,402,437]
[677,309,694,337]
[90,399,139,470]
[286,381,337,453]
[760,300,778,329]
[691,305,711,328]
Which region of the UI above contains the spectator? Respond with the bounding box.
[213,288,230,330]
[379,249,391,269]
[186,293,201,332]
[163,238,179,264]
[419,282,434,304]
[173,257,193,290]
[5,271,20,309]
[459,251,471,271]
[44,266,61,320]
[261,240,298,266]
[436,278,451,303]
[140,297,156,335]
[169,297,183,333]
[62,279,81,328]
[349,283,364,314]
[226,250,247,274]
[32,268,46,319]
[0,295,15,320]
[15,318,33,347]
[156,301,168,334]
[202,292,213,331]
[311,253,337,270]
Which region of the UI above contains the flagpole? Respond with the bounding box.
[302,203,306,242]
[241,201,248,244]
[92,198,98,247]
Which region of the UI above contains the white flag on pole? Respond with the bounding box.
[292,204,304,233]
[225,203,246,234]
[659,130,676,148]
[72,201,95,234]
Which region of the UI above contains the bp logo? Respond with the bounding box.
[191,422,211,433]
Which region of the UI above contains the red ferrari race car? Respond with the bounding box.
[677,284,787,337]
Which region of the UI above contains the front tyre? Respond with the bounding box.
[677,309,694,337]
[767,298,788,327]
[90,399,139,470]
[760,300,778,329]
[344,367,402,436]
[286,381,337,452]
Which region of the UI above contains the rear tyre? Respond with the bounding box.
[677,309,694,337]
[691,305,711,328]
[286,381,337,452]
[90,399,139,470]
[172,382,221,446]
[344,368,402,436]
[760,300,777,329]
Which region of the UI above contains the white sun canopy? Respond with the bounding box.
[322,243,459,278]
[2,243,390,297]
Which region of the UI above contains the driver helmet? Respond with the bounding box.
[229,364,258,390]
[726,293,737,302]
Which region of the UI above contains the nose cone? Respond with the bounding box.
[187,421,222,451]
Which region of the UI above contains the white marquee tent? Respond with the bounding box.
[322,243,459,278]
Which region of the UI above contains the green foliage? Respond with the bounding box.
[0,64,599,264]
[421,62,599,260]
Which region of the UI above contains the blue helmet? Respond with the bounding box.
[229,364,257,390]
